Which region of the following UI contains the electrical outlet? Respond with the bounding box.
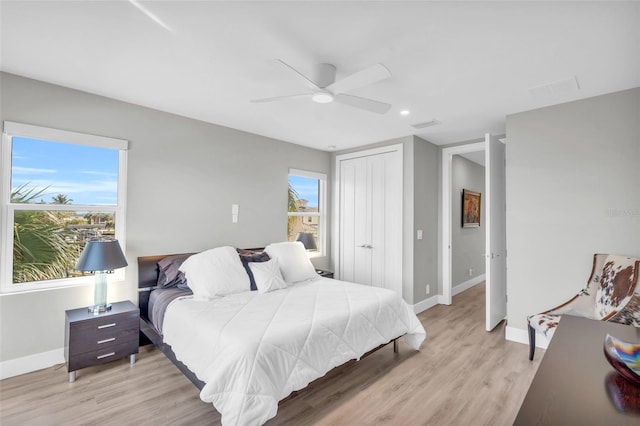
[468,268,473,277]
[426,284,430,294]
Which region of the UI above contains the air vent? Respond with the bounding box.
[411,119,441,129]
[528,76,580,100]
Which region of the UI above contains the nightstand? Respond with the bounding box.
[316,269,334,279]
[64,300,139,383]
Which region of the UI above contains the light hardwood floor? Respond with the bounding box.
[0,283,543,425]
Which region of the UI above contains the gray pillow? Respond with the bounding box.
[157,254,192,290]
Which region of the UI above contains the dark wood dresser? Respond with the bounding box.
[64,300,139,382]
[515,315,640,425]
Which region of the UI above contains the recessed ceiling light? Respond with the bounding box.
[400,110,410,116]
[311,92,334,104]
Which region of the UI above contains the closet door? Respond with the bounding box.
[376,151,402,292]
[337,147,402,294]
[339,156,370,284]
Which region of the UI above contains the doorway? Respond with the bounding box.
[450,152,486,301]
[441,134,506,331]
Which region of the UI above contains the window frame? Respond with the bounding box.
[288,168,326,258]
[1,121,128,294]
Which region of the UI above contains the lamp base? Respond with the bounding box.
[88,304,112,314]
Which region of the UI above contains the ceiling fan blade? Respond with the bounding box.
[250,93,312,103]
[334,94,392,114]
[327,63,391,94]
[276,59,321,91]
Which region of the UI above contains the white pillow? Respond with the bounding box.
[249,258,288,294]
[264,241,318,283]
[178,246,250,299]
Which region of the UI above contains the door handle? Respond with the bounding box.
[357,244,373,249]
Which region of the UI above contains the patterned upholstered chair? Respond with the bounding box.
[528,254,640,360]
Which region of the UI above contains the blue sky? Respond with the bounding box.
[289,175,318,208]
[11,137,119,205]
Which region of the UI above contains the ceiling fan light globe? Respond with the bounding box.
[311,92,334,104]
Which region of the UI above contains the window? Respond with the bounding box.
[287,169,326,257]
[1,122,128,293]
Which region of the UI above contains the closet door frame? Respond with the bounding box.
[333,144,403,291]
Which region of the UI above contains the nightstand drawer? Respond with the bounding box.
[68,316,139,355]
[68,339,139,372]
[69,310,138,334]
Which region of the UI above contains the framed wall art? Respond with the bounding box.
[462,189,481,227]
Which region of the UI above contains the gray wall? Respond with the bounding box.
[0,72,331,362]
[451,155,485,287]
[332,135,439,304]
[413,137,439,302]
[506,87,640,332]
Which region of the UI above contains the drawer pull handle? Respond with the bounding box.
[97,337,116,344]
[97,352,116,359]
[98,323,116,329]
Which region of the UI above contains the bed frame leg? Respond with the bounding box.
[528,324,536,361]
[393,338,398,353]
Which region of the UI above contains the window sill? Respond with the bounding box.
[0,273,125,295]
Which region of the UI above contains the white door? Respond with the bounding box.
[485,133,507,331]
[339,156,370,284]
[337,146,402,295]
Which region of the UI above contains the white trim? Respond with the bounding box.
[0,348,64,380]
[412,295,440,314]
[505,326,550,349]
[452,273,486,296]
[334,144,401,162]
[441,142,485,305]
[288,168,326,181]
[0,133,11,289]
[287,211,320,217]
[3,121,128,150]
[333,143,404,283]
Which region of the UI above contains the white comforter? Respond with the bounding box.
[162,277,426,425]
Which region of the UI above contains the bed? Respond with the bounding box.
[138,243,426,425]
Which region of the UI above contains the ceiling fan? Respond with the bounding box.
[251,60,392,114]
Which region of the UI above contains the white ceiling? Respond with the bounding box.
[1,1,639,152]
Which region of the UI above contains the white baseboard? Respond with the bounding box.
[452,274,486,297]
[0,348,64,380]
[412,295,440,314]
[437,295,449,305]
[505,326,550,349]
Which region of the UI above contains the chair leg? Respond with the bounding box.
[528,324,536,361]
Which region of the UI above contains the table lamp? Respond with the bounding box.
[75,239,128,314]
[296,232,318,251]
